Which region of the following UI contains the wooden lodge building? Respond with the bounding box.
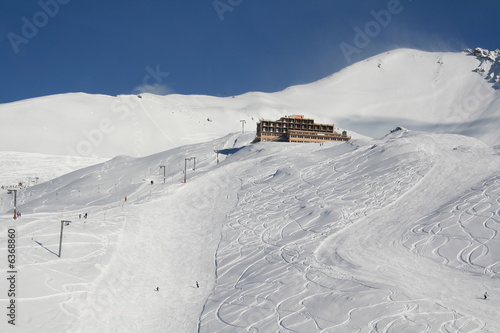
[253,115,350,143]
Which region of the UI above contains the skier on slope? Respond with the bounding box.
[484,292,489,300]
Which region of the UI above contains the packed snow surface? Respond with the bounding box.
[1,48,500,332]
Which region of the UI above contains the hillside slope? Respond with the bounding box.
[1,48,499,159]
[1,47,500,332]
[200,129,500,332]
[1,129,500,332]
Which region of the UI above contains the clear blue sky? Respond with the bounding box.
[1,0,498,104]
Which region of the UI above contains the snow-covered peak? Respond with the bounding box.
[465,47,500,62]
[1,48,500,160]
[464,47,500,83]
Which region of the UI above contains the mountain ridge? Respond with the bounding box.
[1,48,499,160]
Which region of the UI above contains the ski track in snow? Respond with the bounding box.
[404,174,500,277]
[199,132,493,332]
[2,131,500,332]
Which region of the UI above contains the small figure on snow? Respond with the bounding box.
[484,292,489,300]
[79,214,81,219]
[84,213,88,219]
[155,287,159,291]
[196,281,199,288]
[124,196,127,202]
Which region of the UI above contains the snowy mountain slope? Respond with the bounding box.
[276,48,500,145]
[200,129,500,332]
[1,47,500,333]
[0,131,247,333]
[314,132,500,332]
[1,48,500,159]
[2,128,500,332]
[0,151,105,189]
